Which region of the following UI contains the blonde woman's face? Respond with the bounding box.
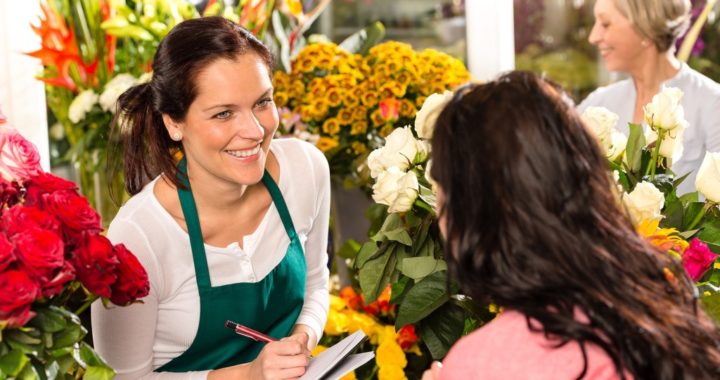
[588,0,648,72]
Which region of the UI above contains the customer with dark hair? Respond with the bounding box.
[92,17,330,379]
[424,71,720,379]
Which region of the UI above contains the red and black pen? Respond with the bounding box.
[225,320,277,343]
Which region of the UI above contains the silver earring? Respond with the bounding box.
[172,132,182,141]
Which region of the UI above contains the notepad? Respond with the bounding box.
[300,330,374,380]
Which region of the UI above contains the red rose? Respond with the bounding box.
[0,176,20,207]
[14,228,65,285]
[109,244,150,305]
[0,270,40,328]
[1,205,61,237]
[24,172,77,206]
[40,190,102,238]
[0,126,41,183]
[42,261,76,297]
[682,238,719,281]
[72,234,119,298]
[0,233,14,271]
[396,324,418,350]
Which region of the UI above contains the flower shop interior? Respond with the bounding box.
[2,0,720,379]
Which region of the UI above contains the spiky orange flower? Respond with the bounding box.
[636,219,689,257]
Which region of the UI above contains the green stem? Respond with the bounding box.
[649,129,665,181]
[74,297,96,316]
[687,202,714,231]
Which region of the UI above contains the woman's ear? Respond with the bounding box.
[162,114,184,141]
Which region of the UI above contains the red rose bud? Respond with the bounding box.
[42,261,76,297]
[682,238,718,281]
[73,234,119,298]
[40,190,102,238]
[14,228,65,285]
[0,270,40,328]
[396,324,418,350]
[109,244,149,306]
[1,205,61,237]
[0,233,15,272]
[24,172,78,206]
[379,98,400,122]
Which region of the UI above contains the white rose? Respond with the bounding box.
[643,87,687,131]
[138,72,153,83]
[606,131,627,161]
[414,91,453,140]
[623,181,665,225]
[645,125,685,162]
[68,90,99,123]
[367,127,425,178]
[581,106,618,153]
[100,73,138,112]
[372,167,419,213]
[695,151,720,203]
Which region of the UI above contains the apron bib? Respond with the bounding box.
[157,159,306,372]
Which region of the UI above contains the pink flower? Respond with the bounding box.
[0,126,41,182]
[681,238,718,281]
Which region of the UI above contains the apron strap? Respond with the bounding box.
[261,171,298,241]
[177,158,212,289]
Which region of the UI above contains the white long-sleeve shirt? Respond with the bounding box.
[578,63,720,195]
[91,138,331,380]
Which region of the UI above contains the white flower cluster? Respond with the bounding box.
[367,91,452,213]
[67,72,149,123]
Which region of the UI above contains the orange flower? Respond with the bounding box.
[364,285,395,316]
[396,324,418,350]
[340,286,363,310]
[379,98,400,122]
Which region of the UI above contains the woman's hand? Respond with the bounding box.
[208,338,310,380]
[421,361,443,380]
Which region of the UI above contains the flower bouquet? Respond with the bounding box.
[581,87,720,318]
[273,38,470,186]
[0,116,149,379]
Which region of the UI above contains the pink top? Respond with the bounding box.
[440,310,632,380]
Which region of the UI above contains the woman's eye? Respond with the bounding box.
[256,98,274,108]
[215,111,232,119]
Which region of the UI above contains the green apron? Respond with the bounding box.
[157,159,306,372]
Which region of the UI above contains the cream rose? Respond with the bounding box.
[581,106,618,152]
[372,166,419,213]
[695,152,720,203]
[645,125,685,162]
[643,87,687,131]
[367,127,425,178]
[68,90,99,123]
[606,131,628,161]
[623,181,665,225]
[100,74,138,112]
[414,91,453,140]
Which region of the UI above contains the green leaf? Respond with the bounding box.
[52,323,86,349]
[15,361,39,380]
[418,301,467,359]
[390,277,411,304]
[43,360,60,380]
[396,271,449,327]
[0,349,28,376]
[383,228,413,246]
[338,239,361,259]
[701,291,720,321]
[359,245,395,302]
[271,10,291,72]
[79,342,108,368]
[28,307,68,333]
[83,366,116,380]
[685,202,708,231]
[660,193,683,230]
[680,191,699,205]
[355,241,381,268]
[673,171,692,190]
[339,22,386,55]
[411,220,431,256]
[401,257,448,280]
[625,123,646,173]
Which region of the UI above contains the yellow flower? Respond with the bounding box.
[343,92,360,107]
[274,92,289,108]
[329,294,348,311]
[379,125,394,137]
[398,99,417,118]
[351,121,368,136]
[340,371,357,380]
[415,95,427,108]
[316,137,339,152]
[351,141,367,155]
[378,365,407,380]
[324,309,349,336]
[322,118,341,135]
[310,100,330,120]
[376,338,407,368]
[636,219,689,256]
[361,91,380,107]
[311,345,328,357]
[338,109,354,125]
[352,106,367,121]
[394,71,413,87]
[347,310,380,340]
[286,0,303,17]
[326,88,343,107]
[370,109,385,127]
[272,71,290,90]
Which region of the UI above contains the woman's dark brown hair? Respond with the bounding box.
[430,71,720,379]
[109,16,273,195]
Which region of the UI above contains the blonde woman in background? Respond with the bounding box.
[579,0,720,194]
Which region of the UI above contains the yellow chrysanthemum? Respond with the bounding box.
[326,88,343,108]
[322,118,341,135]
[340,371,357,380]
[351,121,368,136]
[636,219,689,256]
[299,105,314,122]
[311,345,327,357]
[310,100,329,120]
[379,125,394,137]
[376,339,407,368]
[346,310,380,339]
[370,109,385,127]
[343,93,360,107]
[329,294,348,311]
[352,106,367,121]
[398,99,416,118]
[351,141,367,155]
[337,109,354,125]
[273,92,289,108]
[324,309,349,336]
[415,95,428,108]
[378,365,407,380]
[361,91,380,107]
[272,71,290,90]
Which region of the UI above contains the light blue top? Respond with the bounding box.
[578,63,720,195]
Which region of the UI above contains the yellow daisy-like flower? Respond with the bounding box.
[343,92,360,107]
[273,92,289,108]
[299,105,314,122]
[370,109,385,127]
[347,311,380,341]
[361,91,380,107]
[398,99,416,118]
[272,71,290,90]
[326,88,343,108]
[310,100,330,120]
[415,95,428,108]
[394,71,413,87]
[636,219,689,256]
[351,121,368,136]
[316,136,339,152]
[379,125,394,137]
[351,141,367,155]
[352,106,368,121]
[290,80,306,97]
[337,109,354,125]
[378,365,407,380]
[322,118,341,135]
